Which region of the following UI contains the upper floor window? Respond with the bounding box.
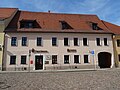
[11,37,17,46]
[83,38,88,46]
[22,37,27,46]
[52,37,57,46]
[10,55,16,65]
[104,38,108,46]
[37,37,42,46]
[117,39,120,47]
[20,20,41,28]
[74,38,79,46]
[60,21,73,30]
[96,38,101,46]
[64,55,69,64]
[21,55,27,64]
[64,38,69,46]
[52,55,57,64]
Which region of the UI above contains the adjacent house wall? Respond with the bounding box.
[0,9,18,70]
[4,33,114,71]
[113,35,120,67]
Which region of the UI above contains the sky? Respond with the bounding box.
[0,0,120,26]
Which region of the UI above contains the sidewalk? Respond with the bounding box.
[0,68,115,73]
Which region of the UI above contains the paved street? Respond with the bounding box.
[0,69,120,90]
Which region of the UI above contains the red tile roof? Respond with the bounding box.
[0,8,18,20]
[5,10,113,33]
[102,20,120,35]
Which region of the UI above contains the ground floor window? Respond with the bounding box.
[52,55,57,64]
[74,55,79,63]
[84,55,89,63]
[64,55,69,64]
[10,56,16,65]
[21,55,27,64]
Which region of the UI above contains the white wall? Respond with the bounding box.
[4,33,114,70]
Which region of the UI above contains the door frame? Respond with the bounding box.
[34,54,45,70]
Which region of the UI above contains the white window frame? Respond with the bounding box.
[74,55,81,64]
[73,37,79,46]
[83,38,89,46]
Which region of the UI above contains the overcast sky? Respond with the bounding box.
[0,0,120,26]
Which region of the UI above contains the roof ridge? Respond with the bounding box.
[20,10,97,16]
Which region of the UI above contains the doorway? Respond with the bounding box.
[35,55,43,70]
[98,52,111,68]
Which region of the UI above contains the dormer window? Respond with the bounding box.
[91,22,102,30]
[20,20,41,28]
[60,21,73,30]
[92,23,98,30]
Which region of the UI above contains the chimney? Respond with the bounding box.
[48,10,50,13]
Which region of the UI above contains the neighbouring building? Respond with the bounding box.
[102,21,120,68]
[3,9,115,71]
[0,8,18,70]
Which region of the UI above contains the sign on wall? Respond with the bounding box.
[46,55,51,60]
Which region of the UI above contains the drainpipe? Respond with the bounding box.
[112,35,119,67]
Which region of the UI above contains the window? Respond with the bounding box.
[52,37,57,46]
[104,38,108,46]
[84,55,89,63]
[117,40,120,47]
[52,55,57,64]
[118,55,120,62]
[74,55,79,63]
[64,38,69,46]
[74,38,79,46]
[64,55,69,64]
[92,23,102,30]
[10,56,16,65]
[37,37,42,46]
[11,37,17,46]
[21,55,27,64]
[83,38,88,46]
[60,21,73,30]
[22,37,27,46]
[96,38,101,46]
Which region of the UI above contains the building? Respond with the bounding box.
[0,8,18,70]
[102,21,120,68]
[3,9,115,71]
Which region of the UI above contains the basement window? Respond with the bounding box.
[60,21,73,30]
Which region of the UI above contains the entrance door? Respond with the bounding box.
[35,55,43,70]
[98,52,111,68]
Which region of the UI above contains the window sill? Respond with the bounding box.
[21,64,27,65]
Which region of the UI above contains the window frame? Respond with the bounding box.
[64,55,69,64]
[52,37,57,46]
[11,37,17,46]
[84,55,89,63]
[74,38,79,46]
[104,38,108,46]
[96,38,101,46]
[52,55,57,64]
[64,38,69,46]
[83,38,88,46]
[117,39,120,47]
[22,37,27,46]
[74,55,80,64]
[37,37,42,46]
[10,55,16,65]
[21,55,27,64]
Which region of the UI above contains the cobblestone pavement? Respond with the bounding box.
[0,69,120,90]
